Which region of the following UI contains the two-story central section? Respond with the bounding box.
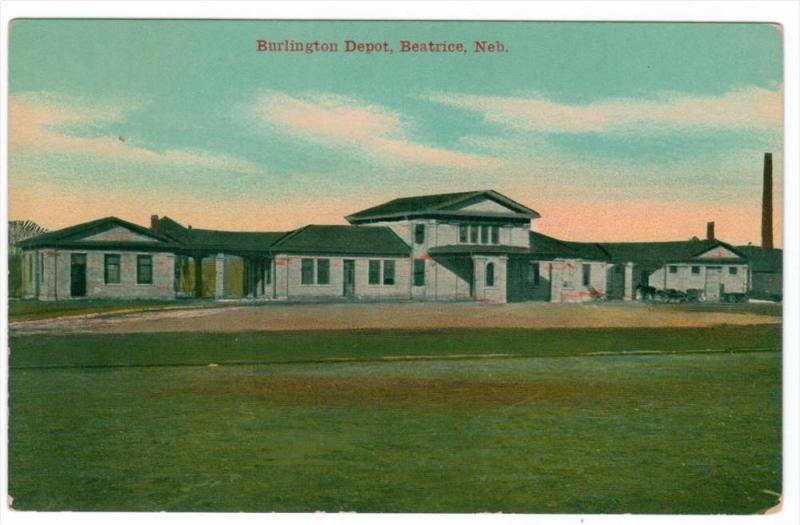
[346,190,540,303]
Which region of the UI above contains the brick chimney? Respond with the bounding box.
[706,221,715,241]
[150,214,159,231]
[762,152,773,249]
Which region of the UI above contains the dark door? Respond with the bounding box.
[506,259,525,303]
[70,254,87,297]
[343,259,355,298]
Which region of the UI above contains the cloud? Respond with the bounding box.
[249,91,492,169]
[9,92,263,175]
[424,87,783,133]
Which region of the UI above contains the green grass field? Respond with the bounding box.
[8,325,782,513]
[8,298,233,322]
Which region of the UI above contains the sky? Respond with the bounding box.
[7,20,784,245]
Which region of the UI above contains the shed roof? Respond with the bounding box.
[428,245,531,256]
[598,239,745,263]
[155,217,286,253]
[530,232,610,261]
[271,225,410,256]
[734,246,783,272]
[531,232,748,264]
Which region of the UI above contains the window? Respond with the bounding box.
[413,259,425,286]
[104,254,121,284]
[301,258,314,285]
[480,225,489,244]
[669,266,678,274]
[137,255,153,284]
[459,224,468,243]
[491,225,499,244]
[415,223,425,244]
[528,262,540,286]
[383,260,396,285]
[368,260,381,285]
[729,266,738,275]
[691,266,700,274]
[582,264,591,287]
[317,259,330,284]
[486,262,495,287]
[470,225,478,243]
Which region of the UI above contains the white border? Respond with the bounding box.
[1,2,798,525]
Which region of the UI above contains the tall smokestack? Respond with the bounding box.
[762,152,773,249]
[706,221,715,241]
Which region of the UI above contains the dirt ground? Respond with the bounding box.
[9,301,781,335]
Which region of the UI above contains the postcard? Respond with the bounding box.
[3,16,788,517]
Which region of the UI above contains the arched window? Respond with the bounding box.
[486,262,495,287]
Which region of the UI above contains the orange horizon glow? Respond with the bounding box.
[9,186,784,249]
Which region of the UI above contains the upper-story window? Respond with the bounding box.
[460,223,502,245]
[470,225,478,243]
[415,223,425,244]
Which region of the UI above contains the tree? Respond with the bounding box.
[8,220,47,247]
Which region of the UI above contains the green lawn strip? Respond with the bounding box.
[8,299,231,322]
[9,324,782,369]
[658,303,782,317]
[8,352,781,513]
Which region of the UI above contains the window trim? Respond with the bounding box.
[368,260,381,285]
[582,263,591,287]
[300,258,314,285]
[480,225,489,244]
[414,223,425,245]
[316,258,330,285]
[383,259,396,286]
[469,225,478,243]
[413,259,425,287]
[104,254,121,285]
[136,254,154,285]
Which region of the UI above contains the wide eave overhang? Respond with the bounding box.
[428,245,531,256]
[347,210,538,224]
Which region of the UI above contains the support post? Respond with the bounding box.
[215,253,226,299]
[193,255,203,298]
[624,262,634,301]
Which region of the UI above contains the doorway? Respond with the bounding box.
[343,259,355,298]
[704,267,721,302]
[70,253,87,297]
